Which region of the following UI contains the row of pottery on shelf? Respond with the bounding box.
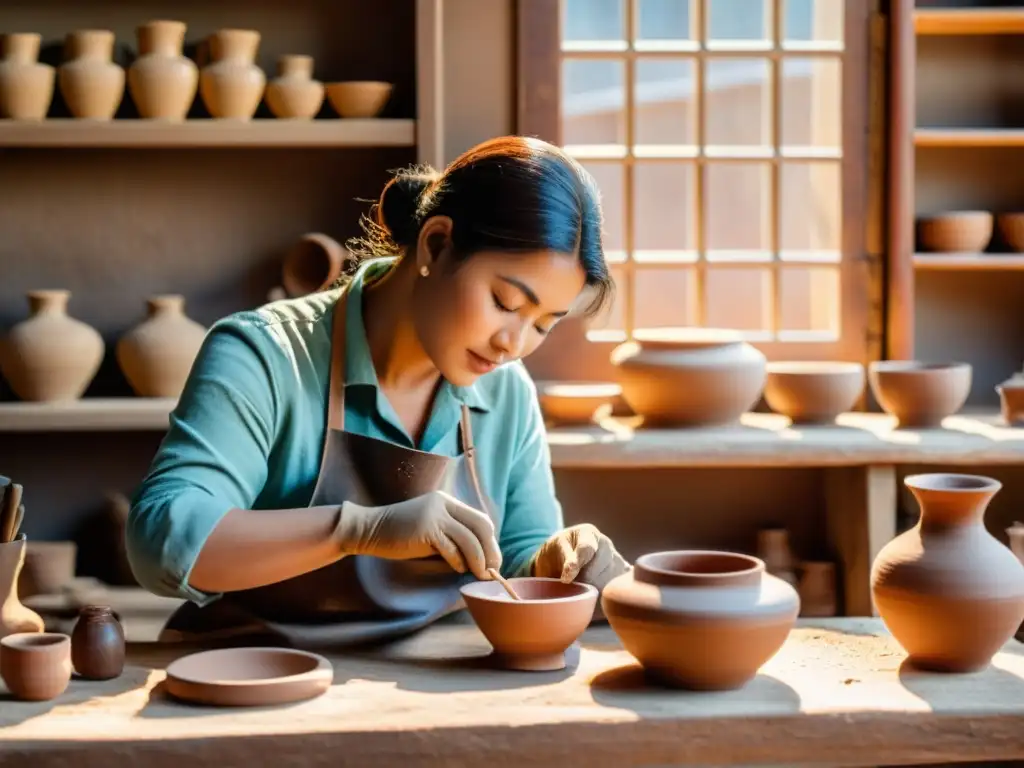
[0,290,206,402]
[461,472,1024,689]
[918,210,1024,253]
[0,24,392,121]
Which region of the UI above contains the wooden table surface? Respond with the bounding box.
[0,616,1021,767]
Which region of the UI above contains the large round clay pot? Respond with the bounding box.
[199,29,265,120]
[610,329,766,426]
[601,550,799,690]
[868,361,971,427]
[58,29,125,120]
[764,361,865,424]
[871,473,1024,672]
[265,55,324,119]
[116,295,206,398]
[0,290,103,402]
[128,20,198,121]
[0,32,55,120]
[281,233,346,297]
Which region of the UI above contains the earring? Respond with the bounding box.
[419,265,430,277]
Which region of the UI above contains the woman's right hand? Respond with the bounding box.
[333,491,502,580]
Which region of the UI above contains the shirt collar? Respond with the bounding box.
[342,258,492,413]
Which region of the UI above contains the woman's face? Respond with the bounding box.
[412,217,588,387]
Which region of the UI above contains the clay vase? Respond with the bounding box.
[601,551,800,690]
[127,20,198,121]
[117,295,206,398]
[71,605,125,680]
[610,328,766,426]
[199,29,265,120]
[797,561,838,617]
[58,29,125,120]
[0,32,55,120]
[0,290,104,402]
[0,633,72,701]
[756,528,798,587]
[265,55,324,119]
[871,474,1024,672]
[282,233,346,296]
[0,536,46,640]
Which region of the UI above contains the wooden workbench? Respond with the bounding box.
[0,616,1020,767]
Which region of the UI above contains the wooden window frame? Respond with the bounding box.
[516,0,873,365]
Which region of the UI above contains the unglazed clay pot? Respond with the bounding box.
[460,577,598,671]
[917,211,993,253]
[325,81,393,118]
[265,55,324,119]
[0,32,55,120]
[116,295,206,398]
[871,474,1024,672]
[996,212,1024,253]
[282,233,346,296]
[127,20,198,120]
[764,361,865,424]
[0,633,72,701]
[0,290,104,402]
[58,29,125,120]
[71,605,125,680]
[868,361,971,427]
[536,381,621,425]
[997,374,1024,426]
[199,29,265,120]
[756,528,797,587]
[0,536,46,640]
[602,551,799,690]
[610,328,766,426]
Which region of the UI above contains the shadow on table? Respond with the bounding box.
[897,653,1024,709]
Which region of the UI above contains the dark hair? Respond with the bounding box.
[348,135,613,317]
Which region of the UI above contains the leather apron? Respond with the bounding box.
[159,288,491,648]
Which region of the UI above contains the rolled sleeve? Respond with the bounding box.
[126,316,278,605]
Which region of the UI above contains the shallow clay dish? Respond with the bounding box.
[868,360,971,427]
[536,381,621,425]
[764,361,865,424]
[460,577,598,671]
[164,647,333,707]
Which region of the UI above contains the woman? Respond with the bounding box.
[127,135,630,647]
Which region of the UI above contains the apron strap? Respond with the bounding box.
[326,291,348,432]
[459,405,490,517]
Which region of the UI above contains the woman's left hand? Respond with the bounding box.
[531,523,631,592]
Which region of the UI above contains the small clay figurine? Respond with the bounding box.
[70,604,125,680]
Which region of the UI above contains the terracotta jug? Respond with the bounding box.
[871,474,1024,672]
[0,536,46,640]
[610,328,766,426]
[128,20,198,121]
[0,290,104,402]
[58,29,125,120]
[601,550,800,690]
[117,295,206,398]
[0,32,55,120]
[266,55,324,119]
[199,29,265,120]
[71,605,125,680]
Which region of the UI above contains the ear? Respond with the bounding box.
[415,215,453,274]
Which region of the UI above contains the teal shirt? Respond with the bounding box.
[126,258,563,605]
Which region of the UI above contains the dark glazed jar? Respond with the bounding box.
[70,605,125,680]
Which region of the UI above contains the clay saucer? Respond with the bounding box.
[164,647,333,707]
[460,577,598,671]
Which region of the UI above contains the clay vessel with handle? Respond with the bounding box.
[0,535,45,639]
[0,632,72,701]
[871,474,1024,672]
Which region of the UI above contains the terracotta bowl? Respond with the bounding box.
[868,361,972,428]
[997,376,1024,426]
[325,81,393,118]
[459,577,598,671]
[996,212,1024,252]
[536,381,621,425]
[281,232,346,297]
[764,361,865,424]
[0,632,72,701]
[917,211,993,253]
[164,647,333,707]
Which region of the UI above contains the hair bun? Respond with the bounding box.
[379,167,440,247]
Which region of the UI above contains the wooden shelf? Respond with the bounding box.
[0,119,416,149]
[915,8,1024,35]
[914,253,1024,270]
[0,398,174,431]
[915,128,1024,148]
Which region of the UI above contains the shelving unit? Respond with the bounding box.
[914,7,1024,34]
[914,253,1024,270]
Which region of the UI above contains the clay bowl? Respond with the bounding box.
[164,647,333,707]
[996,212,1024,252]
[281,232,346,297]
[917,211,993,253]
[325,81,393,118]
[459,577,598,671]
[997,376,1024,426]
[536,381,621,425]
[764,361,865,424]
[0,632,72,701]
[868,361,972,428]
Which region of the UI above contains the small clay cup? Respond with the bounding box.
[71,604,125,680]
[460,577,598,671]
[868,361,972,427]
[996,376,1024,426]
[0,632,72,701]
[764,361,865,424]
